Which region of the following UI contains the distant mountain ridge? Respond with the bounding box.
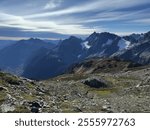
[0,38,56,75]
[0,40,16,50]
[0,31,149,80]
[22,36,83,79]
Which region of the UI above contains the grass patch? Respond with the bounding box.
[0,79,4,85]
[105,76,139,88]
[60,101,71,109]
[60,101,81,113]
[13,106,30,113]
[26,83,35,89]
[22,93,37,101]
[91,87,118,97]
[95,89,112,95]
[4,76,20,85]
[116,76,140,81]
[53,74,89,81]
[0,72,20,85]
[0,91,7,105]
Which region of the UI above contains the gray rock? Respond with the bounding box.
[29,101,42,113]
[0,86,5,91]
[82,78,110,88]
[1,104,15,112]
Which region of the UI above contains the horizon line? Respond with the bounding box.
[0,31,147,41]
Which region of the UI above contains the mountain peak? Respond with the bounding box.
[90,31,99,37]
[86,31,119,45]
[89,32,118,38]
[29,37,35,40]
[68,36,81,40]
[17,38,43,44]
[61,36,82,44]
[28,38,43,42]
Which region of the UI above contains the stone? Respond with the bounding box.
[82,78,109,88]
[0,86,4,91]
[31,107,39,113]
[101,105,112,113]
[29,101,41,113]
[1,104,15,112]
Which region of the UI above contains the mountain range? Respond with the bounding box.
[0,31,149,80]
[0,31,150,113]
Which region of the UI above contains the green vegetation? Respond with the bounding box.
[53,74,89,81]
[22,93,37,101]
[105,76,140,88]
[94,89,113,96]
[13,106,30,113]
[0,91,7,105]
[0,72,20,85]
[60,101,71,110]
[26,82,35,89]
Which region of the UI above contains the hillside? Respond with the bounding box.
[0,38,55,75]
[67,57,142,74]
[0,61,150,112]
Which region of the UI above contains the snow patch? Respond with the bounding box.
[118,38,130,50]
[106,39,113,45]
[78,54,81,58]
[102,39,113,47]
[81,41,91,49]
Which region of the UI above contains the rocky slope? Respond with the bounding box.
[0,59,150,113]
[67,57,142,74]
[114,31,150,65]
[83,32,126,58]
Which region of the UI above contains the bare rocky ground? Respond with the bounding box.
[0,63,150,113]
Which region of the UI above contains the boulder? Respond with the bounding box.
[82,78,109,88]
[29,101,41,113]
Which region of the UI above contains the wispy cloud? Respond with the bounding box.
[112,31,146,36]
[25,0,150,18]
[0,0,149,39]
[78,8,150,24]
[0,36,59,40]
[0,36,29,41]
[44,0,63,10]
[0,12,103,35]
[131,18,150,25]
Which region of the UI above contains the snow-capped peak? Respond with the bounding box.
[118,38,130,50]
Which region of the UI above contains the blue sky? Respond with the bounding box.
[0,0,150,40]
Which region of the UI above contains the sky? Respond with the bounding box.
[0,0,150,40]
